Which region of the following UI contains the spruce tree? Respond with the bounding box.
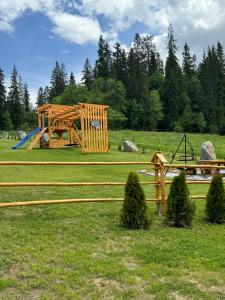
[49,62,67,100]
[166,172,196,227]
[182,43,196,79]
[7,66,24,129]
[112,43,128,88]
[162,24,184,130]
[82,58,93,90]
[36,87,45,107]
[0,68,6,129]
[22,83,30,112]
[120,172,150,229]
[95,35,112,79]
[69,72,76,86]
[205,174,225,224]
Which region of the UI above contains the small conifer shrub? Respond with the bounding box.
[205,174,225,224]
[166,171,196,227]
[120,172,150,229]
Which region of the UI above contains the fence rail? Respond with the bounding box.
[0,152,223,212]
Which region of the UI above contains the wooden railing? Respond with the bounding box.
[0,161,157,208]
[0,152,224,213]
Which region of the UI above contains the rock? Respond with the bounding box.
[41,133,49,143]
[16,131,27,140]
[200,141,216,160]
[122,140,138,152]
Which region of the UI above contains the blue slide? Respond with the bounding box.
[12,127,42,149]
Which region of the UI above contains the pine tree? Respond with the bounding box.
[182,43,196,78]
[22,83,30,112]
[120,172,150,229]
[166,172,196,227]
[69,72,76,86]
[43,86,50,103]
[7,66,24,129]
[199,44,225,132]
[36,87,45,107]
[82,58,94,90]
[162,24,184,130]
[0,68,6,129]
[205,174,225,224]
[112,43,128,88]
[95,35,112,79]
[49,62,67,100]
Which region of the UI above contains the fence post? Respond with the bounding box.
[153,158,161,215]
[151,151,168,215]
[159,161,166,214]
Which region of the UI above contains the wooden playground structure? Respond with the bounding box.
[1,151,225,213]
[28,103,109,153]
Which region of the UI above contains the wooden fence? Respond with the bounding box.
[0,151,224,212]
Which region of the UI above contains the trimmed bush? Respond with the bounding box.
[166,171,196,227]
[205,174,225,224]
[120,172,150,229]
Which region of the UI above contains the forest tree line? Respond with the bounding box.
[1,25,225,133]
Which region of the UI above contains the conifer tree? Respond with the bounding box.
[69,72,76,86]
[0,68,7,129]
[23,83,31,111]
[36,87,45,107]
[199,44,225,132]
[112,43,128,88]
[182,43,196,78]
[82,58,93,90]
[205,174,225,224]
[7,66,24,129]
[95,35,112,79]
[49,62,67,100]
[166,172,196,227]
[162,24,184,129]
[120,172,150,229]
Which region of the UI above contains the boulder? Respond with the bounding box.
[16,131,26,140]
[200,141,216,160]
[122,140,138,152]
[41,133,49,143]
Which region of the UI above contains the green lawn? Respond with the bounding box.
[0,131,225,299]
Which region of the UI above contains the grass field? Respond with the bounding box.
[0,130,225,299]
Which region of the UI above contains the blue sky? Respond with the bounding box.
[0,0,225,104]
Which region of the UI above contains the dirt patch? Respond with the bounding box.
[170,292,191,300]
[121,257,138,270]
[6,264,21,279]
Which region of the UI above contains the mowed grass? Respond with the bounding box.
[0,131,225,299]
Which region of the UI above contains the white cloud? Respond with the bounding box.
[48,11,102,44]
[0,0,102,44]
[0,0,225,59]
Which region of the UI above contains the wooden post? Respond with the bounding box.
[153,161,161,216]
[151,151,168,215]
[159,162,166,214]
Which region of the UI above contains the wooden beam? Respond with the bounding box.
[48,106,80,120]
[0,161,155,166]
[165,164,225,169]
[0,181,155,187]
[0,197,158,207]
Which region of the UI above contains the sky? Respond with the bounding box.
[0,0,225,105]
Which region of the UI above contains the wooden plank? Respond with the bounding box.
[0,198,158,208]
[165,164,225,169]
[0,181,155,187]
[0,161,154,165]
[28,127,47,150]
